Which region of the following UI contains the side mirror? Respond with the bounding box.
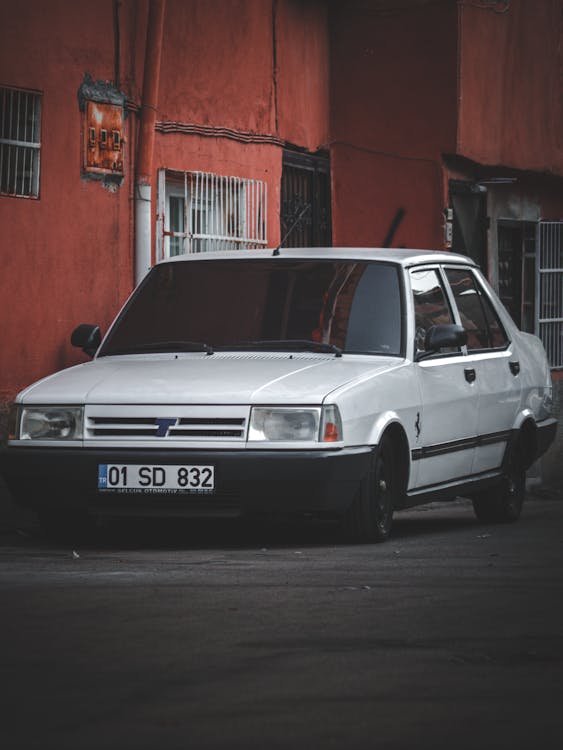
[417,324,467,360]
[71,324,101,358]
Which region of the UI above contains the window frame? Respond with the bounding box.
[409,264,463,360]
[442,265,511,354]
[537,221,563,370]
[157,168,268,260]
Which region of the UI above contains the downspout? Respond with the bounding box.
[135,0,166,285]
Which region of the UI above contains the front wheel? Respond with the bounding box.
[472,439,526,523]
[343,436,396,543]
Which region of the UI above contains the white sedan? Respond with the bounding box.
[2,248,556,542]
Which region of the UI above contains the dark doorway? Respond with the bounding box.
[449,181,488,272]
[280,150,331,248]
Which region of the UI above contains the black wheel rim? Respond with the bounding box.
[374,451,393,533]
[504,446,525,515]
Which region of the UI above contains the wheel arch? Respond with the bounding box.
[378,421,411,501]
[517,418,538,471]
[506,414,538,472]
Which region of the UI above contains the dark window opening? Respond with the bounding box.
[498,221,536,333]
[280,150,331,248]
[449,181,488,272]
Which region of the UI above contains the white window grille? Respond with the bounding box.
[0,86,41,198]
[157,169,267,259]
[537,221,563,369]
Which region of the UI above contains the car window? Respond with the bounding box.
[479,285,510,348]
[99,259,404,357]
[410,268,456,353]
[345,263,402,354]
[445,268,509,351]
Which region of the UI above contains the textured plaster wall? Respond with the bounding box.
[0,0,135,404]
[329,0,458,249]
[458,0,563,175]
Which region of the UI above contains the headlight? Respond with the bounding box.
[18,406,84,440]
[248,405,342,443]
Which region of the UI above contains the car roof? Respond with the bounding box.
[159,247,476,269]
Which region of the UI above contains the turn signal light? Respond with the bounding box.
[323,422,340,442]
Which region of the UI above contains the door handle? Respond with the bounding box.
[509,360,520,376]
[464,368,476,383]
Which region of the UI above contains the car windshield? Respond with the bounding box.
[99,258,403,357]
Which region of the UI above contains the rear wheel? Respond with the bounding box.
[343,435,396,543]
[472,438,526,523]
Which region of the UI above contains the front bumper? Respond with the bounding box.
[0,445,373,519]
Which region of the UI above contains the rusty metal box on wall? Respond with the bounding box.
[84,100,124,176]
[78,74,126,182]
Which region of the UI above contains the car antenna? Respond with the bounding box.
[273,204,311,256]
[382,207,406,248]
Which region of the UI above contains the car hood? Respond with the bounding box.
[18,352,403,405]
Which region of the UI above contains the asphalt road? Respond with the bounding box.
[1,495,563,749]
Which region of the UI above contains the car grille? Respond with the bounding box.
[84,407,248,442]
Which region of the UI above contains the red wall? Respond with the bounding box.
[157,0,330,147]
[0,0,135,402]
[158,0,275,134]
[0,0,332,403]
[276,0,330,150]
[329,0,459,249]
[155,0,330,251]
[457,0,563,175]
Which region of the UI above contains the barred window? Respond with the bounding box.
[157,169,267,258]
[0,87,41,198]
[537,221,563,369]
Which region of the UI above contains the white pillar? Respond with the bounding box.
[135,182,152,285]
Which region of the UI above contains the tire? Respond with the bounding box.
[343,435,396,543]
[38,509,95,544]
[472,438,526,523]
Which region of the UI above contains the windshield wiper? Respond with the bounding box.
[105,340,214,355]
[226,339,342,357]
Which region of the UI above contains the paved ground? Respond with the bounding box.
[1,493,563,749]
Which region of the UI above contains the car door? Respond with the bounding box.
[410,267,479,489]
[443,266,521,475]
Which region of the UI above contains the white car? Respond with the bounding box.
[1,248,557,542]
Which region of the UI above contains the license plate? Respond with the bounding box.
[97,464,215,494]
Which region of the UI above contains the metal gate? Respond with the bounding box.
[537,221,563,369]
[280,150,331,248]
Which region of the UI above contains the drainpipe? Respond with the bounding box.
[135,0,166,285]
